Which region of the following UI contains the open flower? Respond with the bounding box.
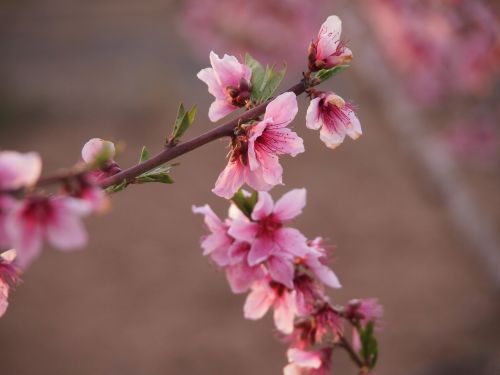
[197,51,252,122]
[213,92,304,199]
[6,196,91,268]
[228,189,310,288]
[0,151,41,191]
[306,92,361,149]
[244,276,298,334]
[0,249,19,318]
[284,348,332,375]
[303,237,341,289]
[308,15,352,71]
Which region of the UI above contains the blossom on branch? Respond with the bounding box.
[306,92,361,149]
[308,15,352,72]
[213,92,304,198]
[197,51,252,122]
[6,196,91,268]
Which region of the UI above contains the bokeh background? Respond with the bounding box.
[1,0,499,374]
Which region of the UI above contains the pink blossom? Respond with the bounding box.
[306,92,361,149]
[228,189,310,288]
[308,15,352,72]
[193,204,264,293]
[0,151,42,191]
[213,92,304,198]
[346,298,384,326]
[81,138,120,182]
[6,196,91,268]
[313,305,343,343]
[197,51,252,122]
[284,348,332,375]
[81,138,116,164]
[0,249,19,318]
[244,276,298,334]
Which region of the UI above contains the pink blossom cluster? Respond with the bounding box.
[0,139,117,316]
[194,189,382,373]
[363,0,500,104]
[198,16,361,199]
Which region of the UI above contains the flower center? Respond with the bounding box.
[225,78,252,107]
[257,214,282,237]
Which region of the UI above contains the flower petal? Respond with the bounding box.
[264,92,298,127]
[306,98,323,130]
[274,188,306,221]
[267,256,294,289]
[251,191,274,220]
[213,159,245,199]
[316,15,342,60]
[243,281,274,320]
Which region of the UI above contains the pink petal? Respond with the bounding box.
[210,51,247,88]
[266,256,294,289]
[319,124,346,149]
[287,348,322,369]
[253,150,283,187]
[0,151,42,190]
[6,207,43,269]
[248,235,275,266]
[0,196,16,248]
[275,227,309,258]
[316,15,342,60]
[283,364,302,375]
[213,159,245,199]
[228,220,259,243]
[196,67,225,99]
[46,213,88,251]
[226,262,264,294]
[306,98,323,130]
[264,92,298,127]
[274,188,307,221]
[307,256,341,289]
[208,99,237,122]
[345,109,362,140]
[192,204,225,233]
[81,138,115,164]
[251,191,274,220]
[0,279,9,318]
[243,281,275,320]
[273,290,297,334]
[244,166,275,192]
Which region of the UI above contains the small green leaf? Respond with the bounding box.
[170,103,196,142]
[136,164,175,185]
[315,65,349,82]
[105,180,127,194]
[259,64,286,103]
[359,321,379,369]
[139,146,150,163]
[246,53,266,102]
[231,189,258,219]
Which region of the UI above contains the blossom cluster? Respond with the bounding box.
[194,189,382,373]
[1,12,382,375]
[0,140,120,316]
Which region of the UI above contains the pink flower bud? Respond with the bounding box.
[81,138,116,165]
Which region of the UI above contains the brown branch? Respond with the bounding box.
[98,81,307,189]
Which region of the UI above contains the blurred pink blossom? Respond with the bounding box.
[0,151,41,191]
[6,196,91,268]
[0,249,19,318]
[284,347,332,375]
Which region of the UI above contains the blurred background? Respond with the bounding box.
[1,0,499,374]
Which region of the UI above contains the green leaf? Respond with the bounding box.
[139,146,150,163]
[170,103,197,141]
[245,53,286,104]
[136,164,175,185]
[315,65,349,82]
[359,321,379,369]
[231,189,258,219]
[105,180,127,194]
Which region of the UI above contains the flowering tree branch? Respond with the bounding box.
[0,13,382,375]
[99,81,308,189]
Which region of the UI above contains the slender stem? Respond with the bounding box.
[338,333,365,369]
[98,81,307,188]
